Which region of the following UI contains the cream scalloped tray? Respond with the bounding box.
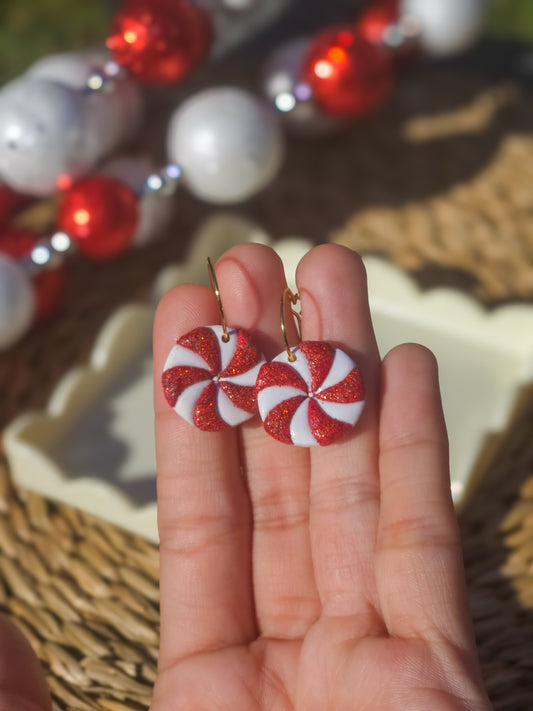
[5,215,533,542]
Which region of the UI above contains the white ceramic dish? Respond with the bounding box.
[5,214,533,542]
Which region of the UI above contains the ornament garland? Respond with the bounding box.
[0,0,489,350]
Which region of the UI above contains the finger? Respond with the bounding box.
[154,281,254,668]
[0,614,51,711]
[216,244,320,639]
[376,344,476,650]
[297,244,383,623]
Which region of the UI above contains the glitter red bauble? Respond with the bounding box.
[355,0,400,46]
[302,25,394,120]
[57,176,139,261]
[0,227,66,323]
[107,0,213,85]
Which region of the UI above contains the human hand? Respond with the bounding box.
[151,243,491,711]
[0,613,51,711]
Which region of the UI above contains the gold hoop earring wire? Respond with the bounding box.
[207,257,230,343]
[281,287,301,362]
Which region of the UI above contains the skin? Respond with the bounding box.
[0,243,491,711]
[0,614,51,711]
[150,244,491,711]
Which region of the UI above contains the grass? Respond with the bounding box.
[485,0,533,41]
[0,0,108,83]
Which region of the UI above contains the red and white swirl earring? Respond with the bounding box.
[256,288,365,447]
[161,258,266,431]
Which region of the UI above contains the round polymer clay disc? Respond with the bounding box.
[162,325,266,431]
[256,341,365,446]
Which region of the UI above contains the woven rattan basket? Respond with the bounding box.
[2,59,533,710]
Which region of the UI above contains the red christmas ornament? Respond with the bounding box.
[107,0,213,85]
[0,227,66,323]
[355,0,400,46]
[58,176,139,261]
[302,25,393,120]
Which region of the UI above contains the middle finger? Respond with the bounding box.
[216,243,321,639]
[296,245,383,624]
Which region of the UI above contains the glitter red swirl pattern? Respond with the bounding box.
[256,341,365,446]
[162,325,266,431]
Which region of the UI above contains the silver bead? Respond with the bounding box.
[30,245,52,267]
[50,232,73,254]
[262,37,341,136]
[29,235,69,270]
[167,87,284,204]
[144,165,182,197]
[0,253,34,349]
[400,0,486,57]
[102,156,178,246]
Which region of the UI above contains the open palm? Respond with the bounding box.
[151,244,491,711]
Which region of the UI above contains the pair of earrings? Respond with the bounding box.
[161,259,365,447]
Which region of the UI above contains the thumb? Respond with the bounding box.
[0,614,51,711]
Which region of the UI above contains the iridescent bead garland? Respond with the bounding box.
[0,0,489,349]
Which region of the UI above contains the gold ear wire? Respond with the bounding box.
[281,287,301,362]
[207,257,230,343]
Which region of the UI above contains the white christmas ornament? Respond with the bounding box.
[167,87,284,204]
[220,0,259,11]
[256,341,365,447]
[28,51,143,157]
[401,0,486,57]
[0,254,34,350]
[0,78,90,195]
[28,50,114,88]
[0,52,143,196]
[162,325,266,430]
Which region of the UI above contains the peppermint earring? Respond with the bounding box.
[256,288,365,446]
[161,258,266,431]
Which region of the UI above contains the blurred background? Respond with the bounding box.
[2,2,533,710]
[0,0,531,81]
[1,0,533,84]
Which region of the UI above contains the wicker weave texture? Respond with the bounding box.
[0,459,157,711]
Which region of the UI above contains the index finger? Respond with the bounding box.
[296,245,383,621]
[154,281,254,669]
